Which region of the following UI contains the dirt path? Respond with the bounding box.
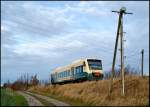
[26,91,70,106]
[17,91,43,106]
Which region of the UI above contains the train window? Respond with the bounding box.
[61,72,62,78]
[74,68,76,75]
[78,67,80,73]
[67,71,69,76]
[77,66,80,73]
[66,71,68,76]
[69,71,71,76]
[78,66,81,73]
[67,71,68,76]
[55,74,57,79]
[66,71,68,77]
[65,71,66,77]
[81,66,83,72]
[74,68,76,74]
[62,72,63,77]
[68,70,70,76]
[76,67,78,74]
[87,59,102,70]
[75,66,83,73]
[79,66,81,73]
[75,67,77,74]
[71,70,74,75]
[65,71,67,77]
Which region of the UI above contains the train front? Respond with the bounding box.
[87,59,103,80]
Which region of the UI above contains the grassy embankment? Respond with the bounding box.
[1,88,28,106]
[29,75,149,106]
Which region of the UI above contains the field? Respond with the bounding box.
[29,75,149,106]
[1,88,28,106]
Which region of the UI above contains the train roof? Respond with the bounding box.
[51,58,101,74]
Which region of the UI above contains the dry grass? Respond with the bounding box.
[29,75,149,106]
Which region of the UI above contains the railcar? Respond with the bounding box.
[51,58,103,84]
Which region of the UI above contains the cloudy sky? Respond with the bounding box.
[1,1,149,84]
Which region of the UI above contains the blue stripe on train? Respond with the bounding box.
[74,72,88,80]
[51,71,88,84]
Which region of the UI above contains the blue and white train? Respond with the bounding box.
[51,58,103,84]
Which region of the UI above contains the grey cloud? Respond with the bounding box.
[1,2,72,40]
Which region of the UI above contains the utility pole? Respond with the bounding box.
[120,16,125,96]
[141,49,144,77]
[109,7,132,96]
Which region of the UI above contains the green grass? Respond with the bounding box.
[29,90,91,106]
[1,88,28,106]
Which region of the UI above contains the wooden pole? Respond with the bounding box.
[120,16,125,96]
[109,12,123,96]
[141,49,144,77]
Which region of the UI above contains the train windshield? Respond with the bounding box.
[87,59,102,70]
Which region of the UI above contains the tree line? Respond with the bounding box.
[104,64,140,79]
[2,74,50,90]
